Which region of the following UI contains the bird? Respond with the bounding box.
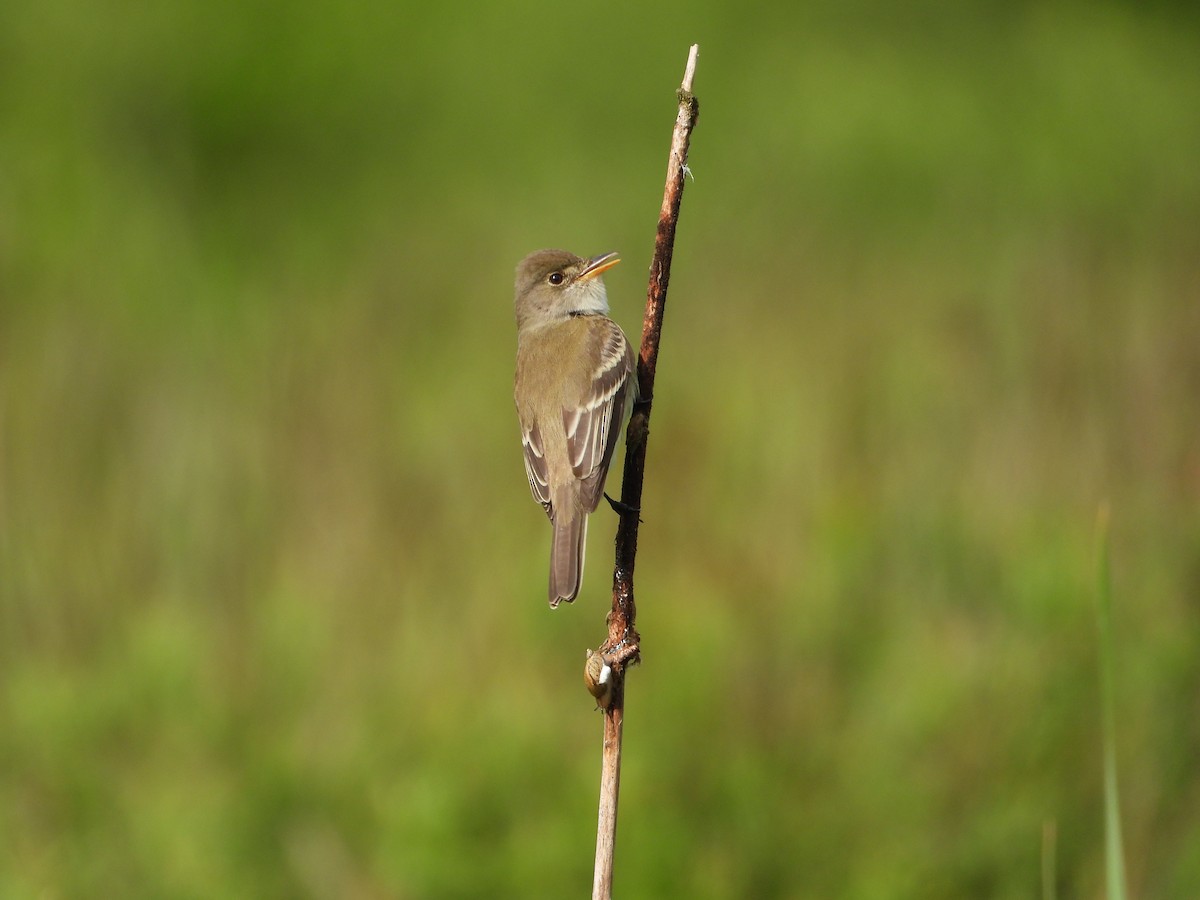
[513,249,636,607]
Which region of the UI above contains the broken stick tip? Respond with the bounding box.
[682,44,699,93]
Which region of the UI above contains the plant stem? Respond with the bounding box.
[590,43,700,900]
[1096,504,1129,900]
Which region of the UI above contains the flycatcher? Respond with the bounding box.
[513,249,636,607]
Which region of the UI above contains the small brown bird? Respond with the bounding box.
[513,249,636,607]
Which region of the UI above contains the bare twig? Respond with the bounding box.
[590,43,700,900]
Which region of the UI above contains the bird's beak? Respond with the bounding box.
[578,251,621,282]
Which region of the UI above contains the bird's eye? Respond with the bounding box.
[548,272,565,286]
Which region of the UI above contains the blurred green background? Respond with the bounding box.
[2,0,1198,896]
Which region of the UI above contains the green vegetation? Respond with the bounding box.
[2,1,1198,896]
[1096,507,1129,900]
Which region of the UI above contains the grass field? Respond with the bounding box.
[2,1,1199,896]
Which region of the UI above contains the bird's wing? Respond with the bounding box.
[563,319,636,513]
[521,418,553,517]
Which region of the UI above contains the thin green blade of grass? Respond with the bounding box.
[1096,504,1129,900]
[1042,819,1056,900]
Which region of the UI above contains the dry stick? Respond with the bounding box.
[590,43,700,900]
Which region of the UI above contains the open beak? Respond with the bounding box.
[577,251,621,282]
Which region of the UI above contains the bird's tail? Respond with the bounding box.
[549,488,587,607]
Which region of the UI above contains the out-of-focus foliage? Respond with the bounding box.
[2,1,1198,896]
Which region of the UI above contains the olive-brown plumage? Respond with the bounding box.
[513,249,636,607]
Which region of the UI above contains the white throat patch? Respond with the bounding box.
[570,278,610,315]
